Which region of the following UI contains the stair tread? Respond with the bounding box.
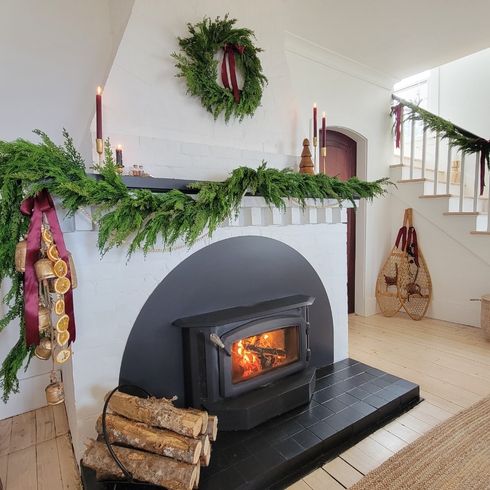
[470,231,490,235]
[443,212,480,216]
[419,194,453,198]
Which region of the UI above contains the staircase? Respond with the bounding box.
[388,98,490,327]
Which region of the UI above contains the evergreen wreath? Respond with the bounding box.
[172,15,268,121]
[0,131,390,401]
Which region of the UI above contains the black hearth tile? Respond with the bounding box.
[332,358,352,370]
[315,375,335,390]
[364,366,387,377]
[322,397,349,413]
[310,404,335,420]
[292,429,322,450]
[276,420,304,441]
[329,370,355,384]
[374,397,401,419]
[233,454,268,482]
[353,372,377,384]
[310,399,320,407]
[308,420,338,440]
[383,383,410,397]
[313,386,337,403]
[335,392,359,406]
[393,379,419,391]
[316,364,335,378]
[380,373,401,384]
[254,444,287,468]
[272,437,304,460]
[332,377,366,392]
[364,393,390,409]
[344,363,367,376]
[346,358,360,365]
[360,381,384,394]
[348,387,371,400]
[325,409,359,432]
[224,442,251,464]
[370,376,393,388]
[244,433,271,453]
[376,387,403,403]
[200,466,245,490]
[293,408,321,428]
[214,430,245,449]
[211,447,232,470]
[350,400,377,417]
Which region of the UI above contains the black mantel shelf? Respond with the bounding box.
[173,295,315,329]
[87,173,202,193]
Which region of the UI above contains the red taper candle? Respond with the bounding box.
[321,111,326,146]
[96,86,103,140]
[313,103,318,138]
[115,144,123,165]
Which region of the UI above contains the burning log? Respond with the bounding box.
[243,343,286,357]
[206,415,218,442]
[96,413,202,464]
[83,440,199,490]
[106,391,204,438]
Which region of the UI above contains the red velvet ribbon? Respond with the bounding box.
[221,44,245,103]
[395,226,407,251]
[392,104,402,149]
[20,190,76,346]
[407,226,419,267]
[480,149,487,196]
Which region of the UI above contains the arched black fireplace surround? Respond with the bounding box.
[119,236,334,408]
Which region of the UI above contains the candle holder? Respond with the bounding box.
[320,147,327,174]
[96,138,104,164]
[313,136,318,168]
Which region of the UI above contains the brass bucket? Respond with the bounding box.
[15,240,27,273]
[35,258,56,281]
[34,337,52,360]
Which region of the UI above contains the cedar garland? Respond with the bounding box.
[172,15,268,121]
[0,130,390,401]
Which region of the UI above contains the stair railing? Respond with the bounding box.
[392,95,489,232]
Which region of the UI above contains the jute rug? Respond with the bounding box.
[351,395,490,490]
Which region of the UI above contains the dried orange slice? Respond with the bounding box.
[53,259,68,278]
[42,228,53,245]
[53,276,70,294]
[54,298,65,316]
[55,348,71,364]
[56,314,69,332]
[47,244,60,262]
[56,330,70,347]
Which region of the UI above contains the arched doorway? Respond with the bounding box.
[325,130,357,313]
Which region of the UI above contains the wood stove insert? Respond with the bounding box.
[173,295,316,430]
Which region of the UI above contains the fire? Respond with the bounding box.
[232,329,288,383]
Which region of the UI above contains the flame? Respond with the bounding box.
[232,330,288,382]
[97,86,102,95]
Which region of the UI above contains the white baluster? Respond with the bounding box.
[433,132,440,195]
[459,152,465,212]
[410,118,415,179]
[473,152,480,212]
[421,127,427,179]
[446,144,452,195]
[399,106,404,166]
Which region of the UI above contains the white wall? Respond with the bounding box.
[0,0,133,419]
[428,48,490,137]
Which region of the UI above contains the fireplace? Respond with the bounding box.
[174,295,316,430]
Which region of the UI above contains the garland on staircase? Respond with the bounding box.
[0,130,390,401]
[392,99,490,195]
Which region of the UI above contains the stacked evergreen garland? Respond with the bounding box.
[0,131,390,401]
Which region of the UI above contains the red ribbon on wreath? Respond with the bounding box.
[20,190,76,346]
[221,43,245,103]
[391,103,402,149]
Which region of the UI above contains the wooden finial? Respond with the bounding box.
[299,138,315,174]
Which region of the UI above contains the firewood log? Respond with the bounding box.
[96,414,202,464]
[106,391,203,438]
[186,407,209,434]
[206,415,218,442]
[193,464,200,489]
[200,448,211,467]
[83,440,198,490]
[200,434,210,459]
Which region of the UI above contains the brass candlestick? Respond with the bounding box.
[320,146,327,174]
[312,136,318,168]
[96,138,104,164]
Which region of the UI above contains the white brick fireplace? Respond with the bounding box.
[60,197,350,461]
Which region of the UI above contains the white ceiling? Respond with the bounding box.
[283,0,490,80]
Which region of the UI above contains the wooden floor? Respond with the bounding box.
[0,402,80,489]
[1,314,489,490]
[289,313,490,489]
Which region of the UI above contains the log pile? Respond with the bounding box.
[82,391,218,490]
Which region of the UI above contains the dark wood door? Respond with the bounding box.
[325,130,357,314]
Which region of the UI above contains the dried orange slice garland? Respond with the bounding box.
[38,224,76,365]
